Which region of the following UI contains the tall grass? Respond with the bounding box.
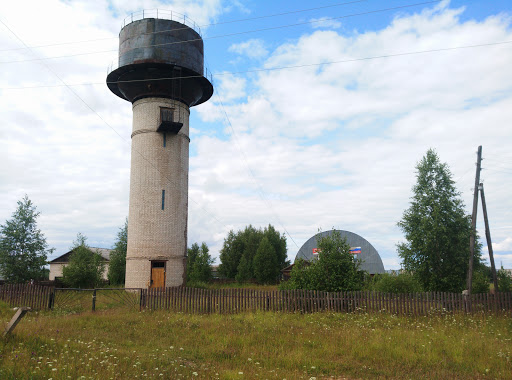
[1,301,511,379]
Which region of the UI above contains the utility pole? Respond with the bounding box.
[480,182,499,293]
[466,145,482,294]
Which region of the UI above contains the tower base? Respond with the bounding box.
[125,257,186,289]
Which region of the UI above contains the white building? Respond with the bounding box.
[49,248,112,281]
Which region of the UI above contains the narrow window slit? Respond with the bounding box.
[161,190,165,210]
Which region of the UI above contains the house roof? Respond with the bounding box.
[50,247,112,263]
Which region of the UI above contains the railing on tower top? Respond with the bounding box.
[108,10,213,84]
[122,9,202,36]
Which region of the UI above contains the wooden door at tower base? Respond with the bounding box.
[150,261,166,289]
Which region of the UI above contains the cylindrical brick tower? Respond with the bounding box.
[107,15,213,288]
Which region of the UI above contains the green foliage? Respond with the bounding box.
[282,231,364,292]
[262,225,288,274]
[279,258,310,290]
[185,280,209,289]
[218,230,244,279]
[62,233,105,288]
[2,308,512,380]
[0,195,53,283]
[471,268,490,294]
[397,149,484,293]
[108,219,127,285]
[187,242,200,277]
[187,242,213,283]
[219,224,288,281]
[366,272,423,293]
[253,237,278,284]
[235,252,252,283]
[497,267,512,292]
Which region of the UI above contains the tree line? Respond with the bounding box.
[283,149,509,293]
[218,224,289,284]
[1,148,512,293]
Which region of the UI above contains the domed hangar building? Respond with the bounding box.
[294,230,385,275]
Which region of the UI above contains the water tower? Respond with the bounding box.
[107,12,213,288]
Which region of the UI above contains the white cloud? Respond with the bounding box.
[228,39,269,59]
[194,5,512,266]
[1,1,511,272]
[0,0,227,259]
[494,238,512,252]
[213,72,247,102]
[310,17,342,29]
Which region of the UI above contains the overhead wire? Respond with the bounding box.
[0,17,229,232]
[2,1,510,250]
[483,167,512,175]
[2,39,511,91]
[209,71,301,249]
[0,1,443,64]
[0,0,370,52]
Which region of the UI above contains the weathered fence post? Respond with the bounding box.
[3,307,31,337]
[92,289,97,312]
[462,289,471,313]
[48,288,55,310]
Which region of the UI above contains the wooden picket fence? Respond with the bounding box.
[140,287,512,315]
[0,283,52,310]
[1,283,512,315]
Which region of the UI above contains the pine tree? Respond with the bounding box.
[397,149,483,292]
[235,252,252,283]
[263,224,289,269]
[219,224,286,280]
[218,230,244,279]
[0,195,53,283]
[253,236,278,284]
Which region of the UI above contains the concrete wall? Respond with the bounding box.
[125,97,190,288]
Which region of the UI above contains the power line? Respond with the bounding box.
[0,0,370,53]
[481,157,512,169]
[2,39,511,91]
[483,167,512,175]
[0,1,442,64]
[211,75,300,249]
[0,17,229,232]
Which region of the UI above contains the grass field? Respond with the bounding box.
[1,301,511,379]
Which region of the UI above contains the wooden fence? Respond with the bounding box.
[140,288,512,315]
[0,284,52,310]
[1,283,512,315]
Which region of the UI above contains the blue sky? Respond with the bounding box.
[1,0,511,270]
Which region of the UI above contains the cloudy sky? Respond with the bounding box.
[1,0,511,270]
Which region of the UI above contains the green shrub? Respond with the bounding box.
[186,280,209,289]
[366,272,423,293]
[498,267,512,292]
[62,233,105,288]
[471,269,490,294]
[280,231,364,292]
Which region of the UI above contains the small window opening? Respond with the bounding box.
[151,261,165,268]
[158,106,182,134]
[161,190,165,210]
[161,107,174,123]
